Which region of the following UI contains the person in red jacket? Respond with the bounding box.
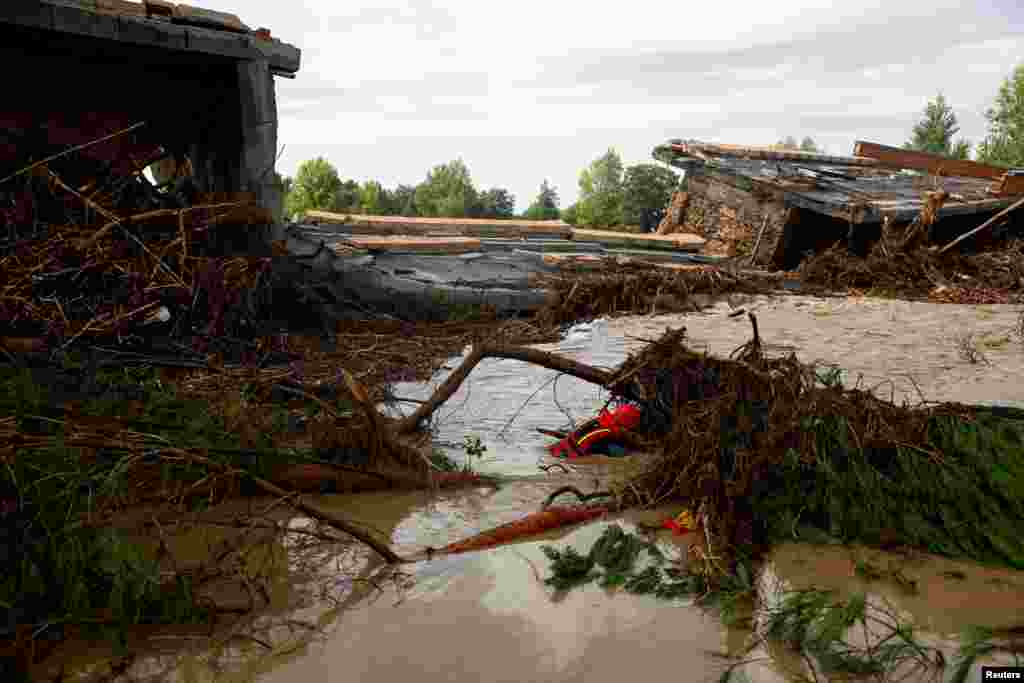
[548,403,642,458]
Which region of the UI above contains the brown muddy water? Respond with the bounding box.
[384,293,1024,475]
[44,295,1024,682]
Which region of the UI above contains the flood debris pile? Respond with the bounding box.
[0,349,493,676]
[799,231,1024,303]
[0,165,291,355]
[531,261,779,327]
[653,138,1024,280]
[604,318,1024,578]
[0,140,522,675]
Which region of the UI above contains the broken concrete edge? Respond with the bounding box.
[278,225,560,320]
[4,0,300,73]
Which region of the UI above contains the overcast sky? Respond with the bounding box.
[218,1,1021,211]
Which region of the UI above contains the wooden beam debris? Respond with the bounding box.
[938,194,1024,254]
[570,228,706,252]
[852,141,1007,180]
[333,235,482,254]
[304,210,572,239]
[670,141,881,167]
[990,172,1024,198]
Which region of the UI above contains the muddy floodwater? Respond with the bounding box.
[48,294,1024,682]
[385,293,1024,474]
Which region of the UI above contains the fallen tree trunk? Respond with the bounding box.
[396,342,616,434]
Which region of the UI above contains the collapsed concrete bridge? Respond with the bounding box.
[1,0,300,223]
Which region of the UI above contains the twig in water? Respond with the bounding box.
[541,485,613,510]
[497,372,559,439]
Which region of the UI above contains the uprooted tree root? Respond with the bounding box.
[530,261,782,327]
[606,315,1024,579]
[800,234,1024,302]
[370,312,1024,580]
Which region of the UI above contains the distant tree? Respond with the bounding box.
[977,64,1024,167]
[375,186,395,215]
[776,136,799,150]
[799,136,820,153]
[622,163,680,231]
[285,157,342,219]
[576,148,625,228]
[474,187,516,219]
[359,180,384,215]
[561,203,578,225]
[393,184,419,216]
[951,139,972,160]
[333,180,361,213]
[524,179,560,220]
[904,93,971,159]
[415,159,478,218]
[771,136,819,152]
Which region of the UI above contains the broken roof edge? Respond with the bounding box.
[655,139,881,168]
[7,0,302,74]
[652,139,1024,225]
[656,138,1022,179]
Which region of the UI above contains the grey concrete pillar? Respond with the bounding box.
[237,58,281,220]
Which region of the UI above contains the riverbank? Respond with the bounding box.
[5,256,1024,680]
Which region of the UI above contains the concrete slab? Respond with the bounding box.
[117,14,186,49]
[184,24,253,59]
[52,2,117,38]
[2,0,53,30]
[338,236,484,254]
[237,59,276,127]
[253,39,301,73]
[239,121,277,195]
[5,0,300,74]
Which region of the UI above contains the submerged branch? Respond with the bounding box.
[168,448,406,564]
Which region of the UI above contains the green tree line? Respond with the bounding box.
[277,61,1024,230]
[902,62,1024,166]
[278,152,683,232]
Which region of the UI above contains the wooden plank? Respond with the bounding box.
[95,0,146,16]
[304,210,572,239]
[852,141,1007,180]
[939,194,1024,254]
[172,3,248,31]
[541,254,608,266]
[991,173,1024,197]
[571,228,706,252]
[671,142,881,167]
[334,236,482,254]
[144,0,175,17]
